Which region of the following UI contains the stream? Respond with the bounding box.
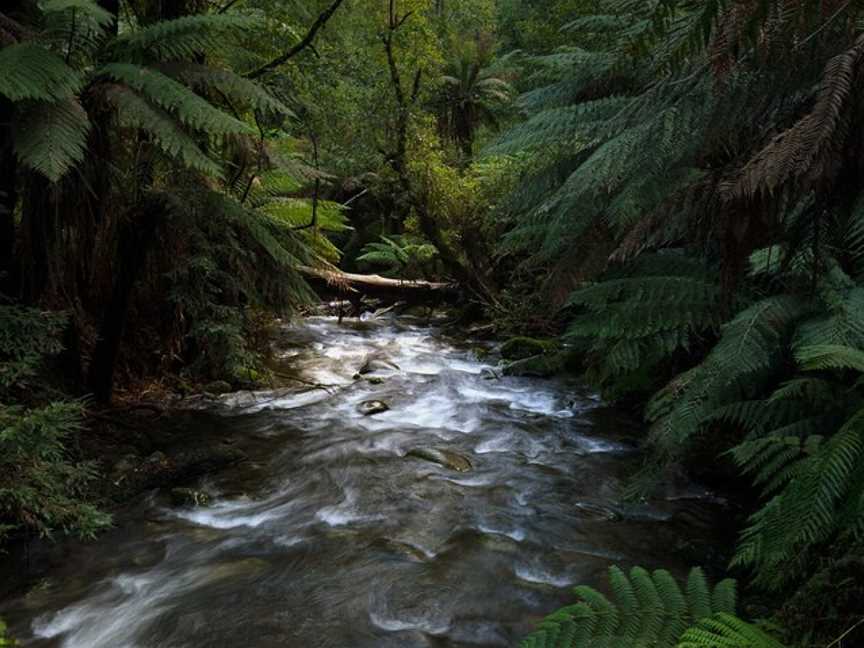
[1,315,723,647]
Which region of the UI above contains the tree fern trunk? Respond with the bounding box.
[0,98,17,297]
[18,177,57,304]
[87,199,163,403]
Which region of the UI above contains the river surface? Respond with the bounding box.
[1,316,722,647]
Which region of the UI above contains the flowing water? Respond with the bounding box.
[1,316,722,647]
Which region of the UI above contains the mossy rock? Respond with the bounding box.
[170,487,211,507]
[503,354,563,378]
[204,380,233,395]
[499,337,559,361]
[504,348,582,378]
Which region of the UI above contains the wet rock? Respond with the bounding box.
[407,447,472,472]
[370,538,430,562]
[170,487,212,508]
[204,558,269,585]
[366,376,386,385]
[111,453,140,476]
[204,380,233,395]
[110,446,246,503]
[480,367,501,381]
[358,355,400,375]
[358,400,390,416]
[502,354,562,378]
[499,336,559,361]
[145,451,168,466]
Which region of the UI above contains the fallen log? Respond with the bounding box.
[300,266,459,303]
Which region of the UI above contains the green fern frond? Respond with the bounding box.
[100,63,253,136]
[105,85,220,175]
[12,97,90,181]
[678,612,787,648]
[110,13,259,61]
[732,407,864,588]
[521,566,741,648]
[159,63,293,116]
[0,43,81,101]
[795,343,864,372]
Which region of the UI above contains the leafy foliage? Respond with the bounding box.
[0,618,13,647]
[357,235,439,279]
[0,401,108,542]
[520,566,784,648]
[0,306,109,542]
[678,613,787,648]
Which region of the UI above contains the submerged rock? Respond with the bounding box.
[358,400,390,416]
[358,355,401,375]
[480,367,501,381]
[407,447,473,472]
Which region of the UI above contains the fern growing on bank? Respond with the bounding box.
[0,306,109,542]
[521,566,785,648]
[493,0,864,604]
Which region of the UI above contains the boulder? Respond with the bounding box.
[358,400,390,416]
[204,380,233,395]
[499,337,558,361]
[407,447,472,472]
[502,354,562,378]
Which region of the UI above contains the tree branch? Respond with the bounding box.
[245,0,346,79]
[218,0,243,13]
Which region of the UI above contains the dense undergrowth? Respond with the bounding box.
[2,0,864,645]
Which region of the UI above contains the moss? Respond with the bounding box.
[503,348,581,378]
[499,336,559,361]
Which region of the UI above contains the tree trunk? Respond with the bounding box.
[18,177,57,304]
[87,199,163,403]
[0,98,17,297]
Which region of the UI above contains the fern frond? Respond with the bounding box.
[678,612,787,648]
[521,566,741,648]
[110,13,259,61]
[0,43,81,101]
[12,97,90,181]
[105,85,220,175]
[728,34,864,200]
[100,63,253,137]
[795,343,864,372]
[159,63,293,116]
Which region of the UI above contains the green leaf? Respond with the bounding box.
[13,98,90,182]
[0,43,82,102]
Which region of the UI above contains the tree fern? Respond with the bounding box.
[732,408,864,589]
[647,295,810,460]
[564,253,722,398]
